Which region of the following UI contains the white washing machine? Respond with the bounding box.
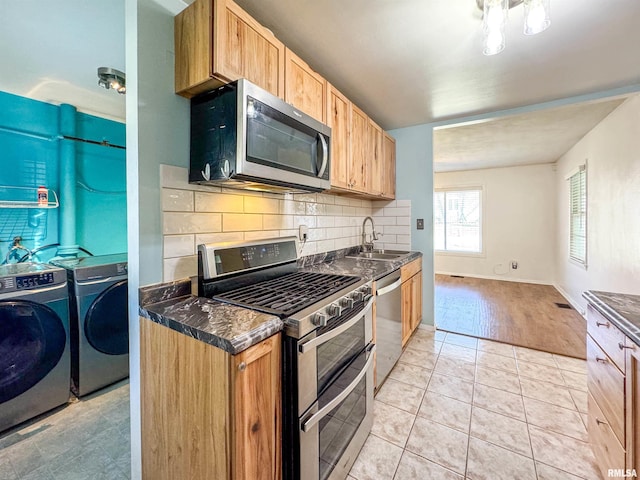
[0,263,70,432]
[51,254,128,397]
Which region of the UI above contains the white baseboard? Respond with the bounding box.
[554,283,587,317]
[435,271,552,286]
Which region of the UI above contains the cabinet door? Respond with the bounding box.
[626,339,640,471]
[285,48,327,123]
[401,280,412,347]
[231,333,281,480]
[382,133,396,200]
[175,0,215,96]
[214,0,285,98]
[411,271,423,333]
[350,105,369,193]
[327,84,351,190]
[368,119,383,197]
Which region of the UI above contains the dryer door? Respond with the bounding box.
[84,280,128,355]
[0,300,67,404]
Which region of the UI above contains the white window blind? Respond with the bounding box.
[569,166,587,264]
[434,188,482,253]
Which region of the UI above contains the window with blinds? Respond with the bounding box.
[569,166,587,265]
[434,188,482,253]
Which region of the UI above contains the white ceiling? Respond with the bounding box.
[433,97,626,172]
[233,0,640,129]
[0,1,126,122]
[1,0,639,171]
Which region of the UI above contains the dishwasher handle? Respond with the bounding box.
[377,277,402,296]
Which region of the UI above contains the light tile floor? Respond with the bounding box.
[1,330,600,480]
[0,380,130,480]
[349,328,602,480]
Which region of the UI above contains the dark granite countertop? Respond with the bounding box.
[299,250,422,280]
[138,250,422,354]
[139,279,282,355]
[583,290,640,347]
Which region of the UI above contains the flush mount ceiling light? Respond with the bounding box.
[97,67,126,94]
[476,0,550,55]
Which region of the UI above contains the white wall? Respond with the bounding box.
[555,94,640,310]
[434,163,557,284]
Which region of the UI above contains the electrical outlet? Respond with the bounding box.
[299,225,308,241]
[511,261,518,270]
[417,219,424,230]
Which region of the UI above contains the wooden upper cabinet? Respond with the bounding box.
[350,104,369,193]
[327,84,351,190]
[368,118,383,197]
[382,132,396,200]
[285,48,327,123]
[175,0,285,98]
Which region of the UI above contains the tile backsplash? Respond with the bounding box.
[161,165,411,281]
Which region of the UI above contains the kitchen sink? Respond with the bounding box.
[346,250,411,261]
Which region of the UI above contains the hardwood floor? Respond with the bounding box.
[435,274,586,359]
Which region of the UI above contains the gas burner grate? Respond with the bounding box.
[212,271,360,317]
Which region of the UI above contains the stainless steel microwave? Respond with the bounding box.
[189,79,331,193]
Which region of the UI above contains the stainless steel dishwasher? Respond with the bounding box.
[375,269,403,390]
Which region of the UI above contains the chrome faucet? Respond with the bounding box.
[361,216,379,252]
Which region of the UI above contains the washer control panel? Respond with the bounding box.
[15,272,56,290]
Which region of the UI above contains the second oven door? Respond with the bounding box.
[299,344,375,480]
[297,297,374,416]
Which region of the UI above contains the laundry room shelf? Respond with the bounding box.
[0,186,59,209]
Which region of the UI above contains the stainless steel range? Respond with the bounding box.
[198,237,375,480]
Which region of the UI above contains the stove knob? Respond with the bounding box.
[311,312,328,327]
[327,303,343,318]
[360,285,373,301]
[340,297,355,309]
[352,291,365,302]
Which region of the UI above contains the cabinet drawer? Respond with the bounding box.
[588,391,625,476]
[587,334,625,445]
[401,258,422,283]
[587,304,626,373]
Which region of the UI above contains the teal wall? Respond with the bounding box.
[0,91,126,261]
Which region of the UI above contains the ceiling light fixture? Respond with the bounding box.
[97,67,126,94]
[476,0,550,55]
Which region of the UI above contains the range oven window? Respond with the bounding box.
[318,355,368,480]
[316,312,366,396]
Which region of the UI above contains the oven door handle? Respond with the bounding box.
[298,296,375,354]
[301,343,376,433]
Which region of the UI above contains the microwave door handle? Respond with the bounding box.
[299,296,374,354]
[316,133,328,178]
[301,344,376,433]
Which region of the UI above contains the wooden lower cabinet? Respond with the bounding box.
[626,338,640,471]
[401,259,423,347]
[586,304,640,477]
[140,318,281,480]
